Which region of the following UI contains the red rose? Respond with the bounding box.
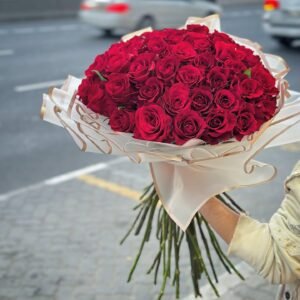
[105,73,131,100]
[193,53,214,69]
[176,65,204,86]
[108,41,126,53]
[203,109,236,144]
[95,96,117,117]
[254,95,277,123]
[238,45,261,67]
[129,53,155,83]
[138,77,164,104]
[156,55,179,82]
[214,89,239,111]
[239,78,264,99]
[133,104,171,142]
[207,66,229,90]
[78,77,117,117]
[109,109,135,132]
[224,59,246,74]
[172,41,197,60]
[105,50,131,73]
[85,54,108,77]
[161,28,185,45]
[234,104,258,140]
[229,73,245,91]
[234,46,248,61]
[162,83,190,116]
[147,35,169,55]
[193,36,212,53]
[86,87,106,113]
[184,32,211,52]
[174,110,207,145]
[125,35,146,56]
[243,54,261,68]
[215,41,238,62]
[78,77,104,105]
[186,24,209,35]
[190,87,213,114]
[252,65,278,96]
[77,77,92,105]
[88,85,105,103]
[211,31,234,43]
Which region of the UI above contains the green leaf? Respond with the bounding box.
[92,70,107,82]
[243,68,252,78]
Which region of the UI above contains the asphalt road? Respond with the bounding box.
[0,4,299,194]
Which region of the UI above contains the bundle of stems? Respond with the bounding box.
[120,183,245,299]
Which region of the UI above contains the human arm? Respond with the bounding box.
[199,161,300,284]
[199,196,240,244]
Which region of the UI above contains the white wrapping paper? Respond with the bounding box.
[41,15,300,231]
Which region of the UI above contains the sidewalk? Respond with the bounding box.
[0,158,278,300]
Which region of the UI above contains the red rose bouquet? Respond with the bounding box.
[41,15,300,299]
[78,23,279,146]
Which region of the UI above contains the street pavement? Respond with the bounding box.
[1,151,299,300]
[0,3,300,300]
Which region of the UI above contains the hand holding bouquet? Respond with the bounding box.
[41,15,300,299]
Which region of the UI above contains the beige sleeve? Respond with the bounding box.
[227,161,300,284]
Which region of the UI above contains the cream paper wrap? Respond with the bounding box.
[41,15,300,231]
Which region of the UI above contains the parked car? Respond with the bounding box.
[79,0,221,36]
[263,0,300,47]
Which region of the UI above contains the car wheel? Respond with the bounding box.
[103,29,113,37]
[136,16,155,30]
[274,37,294,48]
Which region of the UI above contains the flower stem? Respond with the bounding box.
[172,222,180,298]
[187,221,220,298]
[204,219,245,280]
[195,214,218,283]
[127,189,158,282]
[223,192,246,213]
[120,203,146,245]
[122,183,245,299]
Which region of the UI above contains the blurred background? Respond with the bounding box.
[0,0,299,299]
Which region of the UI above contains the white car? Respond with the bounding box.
[263,0,300,47]
[79,0,222,36]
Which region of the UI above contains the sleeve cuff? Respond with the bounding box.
[227,213,249,256]
[227,214,269,258]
